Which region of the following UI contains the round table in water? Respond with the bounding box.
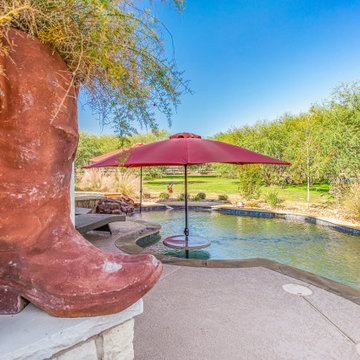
[163,235,211,250]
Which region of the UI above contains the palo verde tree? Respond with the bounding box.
[286,107,332,206]
[0,0,189,134]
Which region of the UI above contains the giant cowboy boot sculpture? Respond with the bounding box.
[0,29,162,317]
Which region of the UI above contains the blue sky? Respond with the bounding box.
[78,0,360,137]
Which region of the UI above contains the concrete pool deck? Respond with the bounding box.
[85,230,360,360]
[135,264,360,360]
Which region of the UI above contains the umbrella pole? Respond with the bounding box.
[184,164,189,258]
[140,167,143,214]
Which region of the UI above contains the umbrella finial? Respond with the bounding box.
[170,132,202,139]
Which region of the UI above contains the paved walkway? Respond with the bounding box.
[134,265,360,360]
[85,231,360,360]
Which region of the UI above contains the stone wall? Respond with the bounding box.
[0,300,143,360]
[75,195,105,213]
[52,319,134,360]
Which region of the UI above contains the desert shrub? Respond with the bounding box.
[218,194,228,201]
[265,190,283,208]
[178,193,190,201]
[77,169,139,197]
[113,170,139,197]
[77,169,105,191]
[192,196,201,201]
[238,164,262,200]
[244,201,259,207]
[159,192,170,200]
[0,1,187,133]
[343,181,360,220]
[329,173,351,201]
[196,192,206,200]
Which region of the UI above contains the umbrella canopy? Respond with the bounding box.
[85,143,145,168]
[123,133,290,167]
[123,132,290,254]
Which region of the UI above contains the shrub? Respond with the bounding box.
[192,196,201,201]
[265,190,283,208]
[76,169,139,197]
[329,174,351,201]
[238,164,262,200]
[244,201,259,208]
[218,194,228,201]
[196,192,206,200]
[159,192,170,200]
[344,181,360,220]
[178,193,190,201]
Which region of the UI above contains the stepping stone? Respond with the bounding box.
[75,207,92,215]
[75,214,125,235]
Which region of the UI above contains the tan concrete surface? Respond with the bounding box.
[84,232,360,359]
[134,265,360,360]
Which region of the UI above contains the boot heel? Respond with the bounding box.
[0,286,28,314]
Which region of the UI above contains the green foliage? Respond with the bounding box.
[196,192,206,200]
[212,81,360,189]
[75,131,125,168]
[218,194,228,201]
[192,193,206,201]
[125,128,171,146]
[0,0,189,133]
[265,190,284,208]
[159,192,170,200]
[75,128,170,170]
[178,193,189,201]
[238,164,262,200]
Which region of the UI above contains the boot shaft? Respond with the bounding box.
[0,28,78,250]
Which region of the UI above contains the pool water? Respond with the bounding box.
[137,209,360,289]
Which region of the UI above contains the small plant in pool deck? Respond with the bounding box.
[159,192,170,200]
[265,190,284,208]
[218,194,228,201]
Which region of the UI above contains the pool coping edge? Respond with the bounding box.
[116,205,360,306]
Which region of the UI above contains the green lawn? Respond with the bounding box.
[144,175,332,204]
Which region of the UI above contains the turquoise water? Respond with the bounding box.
[136,209,360,289]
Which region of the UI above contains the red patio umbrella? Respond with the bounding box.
[86,142,145,166]
[123,132,290,252]
[83,142,145,211]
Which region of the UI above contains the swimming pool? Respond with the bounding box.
[136,209,360,289]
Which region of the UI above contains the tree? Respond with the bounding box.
[75,131,125,168]
[0,0,189,133]
[125,128,171,146]
[238,164,262,200]
[323,82,360,179]
[286,108,331,206]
